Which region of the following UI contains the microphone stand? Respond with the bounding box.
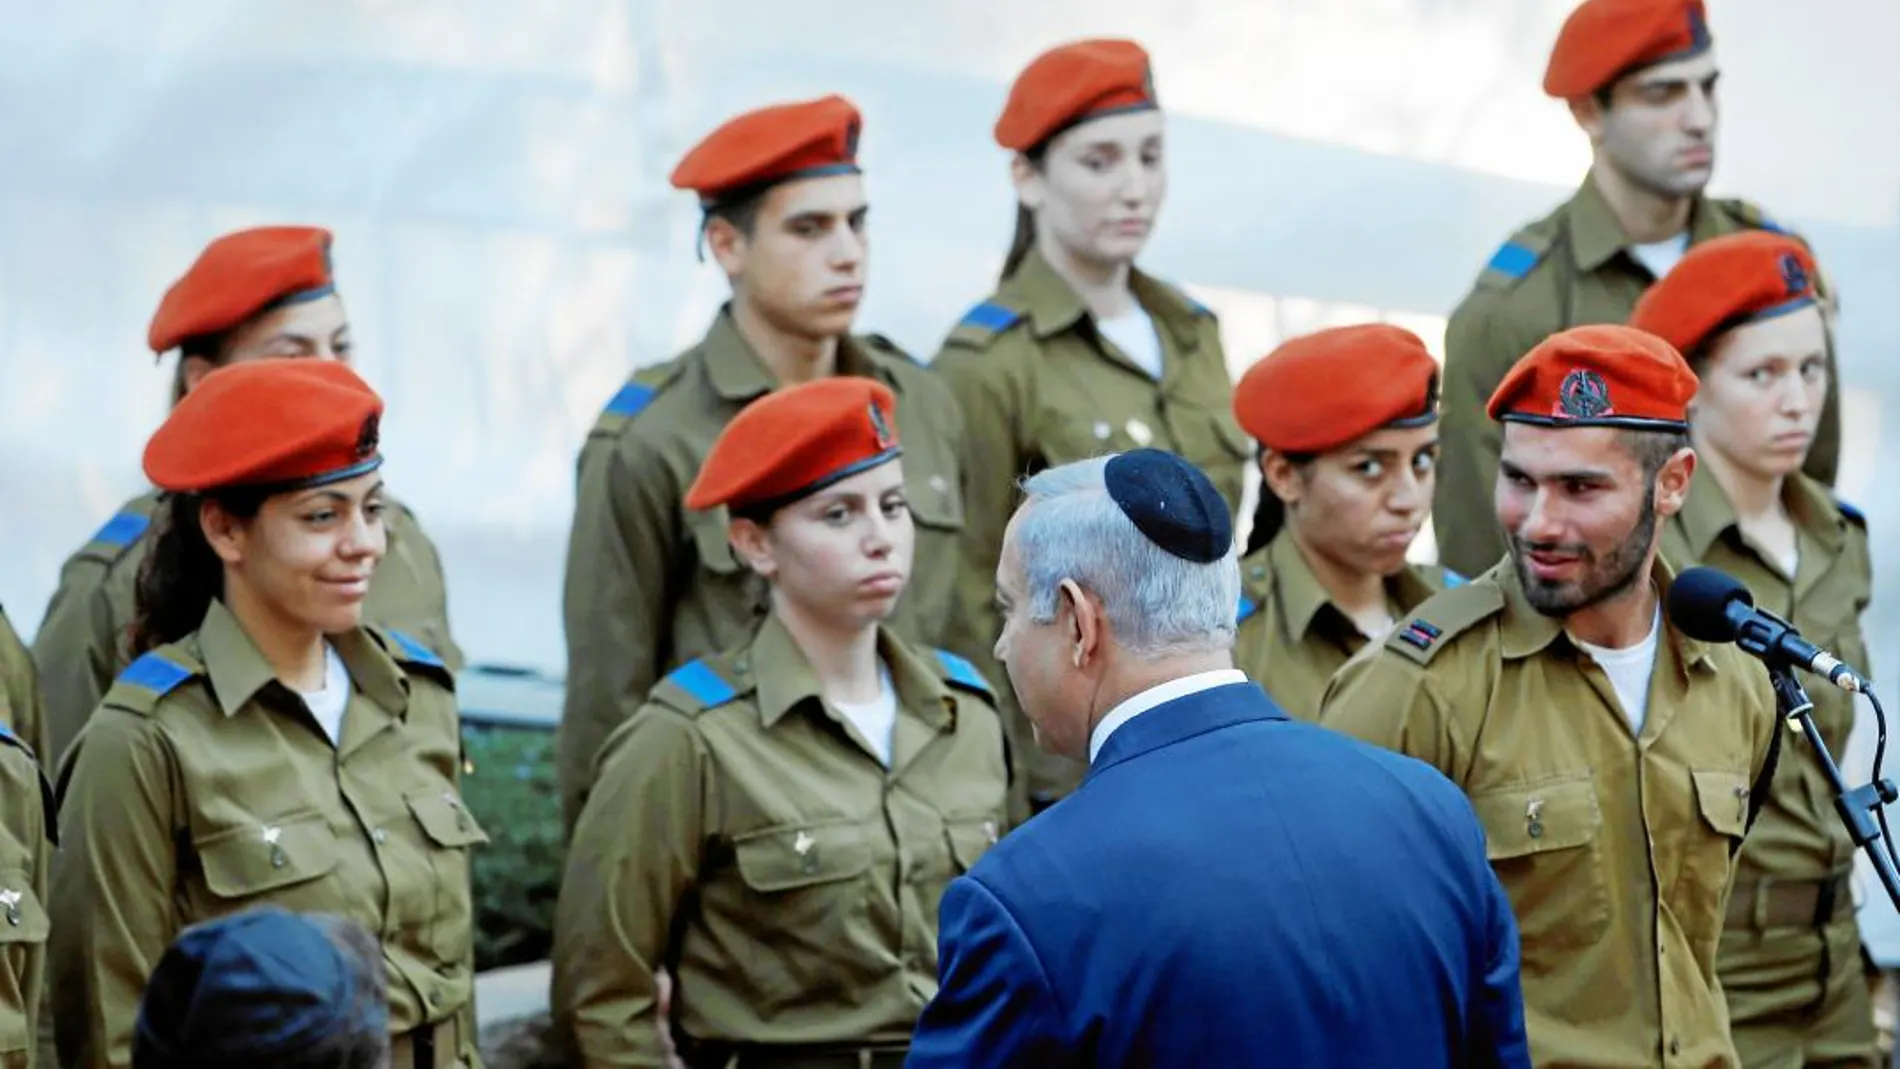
[1768,666,1900,910]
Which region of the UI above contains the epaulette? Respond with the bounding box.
[376,627,456,690]
[588,363,682,436]
[650,658,744,715]
[0,723,56,844]
[1440,566,1468,588]
[931,649,994,700]
[102,649,204,716]
[1383,581,1505,666]
[1236,593,1261,624]
[1717,196,1794,237]
[74,500,161,564]
[943,300,1025,350]
[1151,276,1217,320]
[1838,498,1866,529]
[1473,221,1558,293]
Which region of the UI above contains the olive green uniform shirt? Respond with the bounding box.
[0,609,51,1069]
[1234,529,1458,722]
[1435,177,1842,577]
[1662,473,1874,1047]
[1320,559,1779,1069]
[551,616,1006,1066]
[32,488,462,767]
[48,601,485,1069]
[931,249,1247,817]
[557,312,968,833]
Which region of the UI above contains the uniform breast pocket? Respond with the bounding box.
[1680,767,1751,943]
[0,868,48,1060]
[730,820,877,1001]
[1038,414,1130,468]
[407,789,490,963]
[195,810,341,909]
[944,816,1001,875]
[1471,776,1611,959]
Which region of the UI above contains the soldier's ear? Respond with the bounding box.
[727,516,776,579]
[1653,447,1697,520]
[1261,451,1305,508]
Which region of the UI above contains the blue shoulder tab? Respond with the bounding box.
[932,649,992,696]
[1485,241,1539,280]
[387,629,444,669]
[668,659,737,707]
[603,381,656,419]
[1441,567,1468,588]
[1236,594,1260,623]
[119,652,193,697]
[0,721,16,747]
[1838,498,1866,527]
[91,510,151,549]
[958,302,1020,332]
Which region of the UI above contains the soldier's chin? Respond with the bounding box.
[313,603,369,636]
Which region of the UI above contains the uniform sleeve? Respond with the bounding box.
[552,706,707,1068]
[49,710,180,1069]
[29,559,121,766]
[1434,294,1532,579]
[557,432,685,837]
[907,875,1073,1069]
[387,504,466,674]
[1318,652,1466,782]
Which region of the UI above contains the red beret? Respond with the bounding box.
[1543,0,1711,99]
[143,359,384,494]
[1487,325,1697,431]
[1628,232,1820,357]
[670,95,862,206]
[148,227,336,354]
[994,38,1157,152]
[1233,325,1439,455]
[686,377,900,515]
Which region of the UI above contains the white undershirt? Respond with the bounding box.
[294,644,352,747]
[1087,669,1250,764]
[1096,307,1165,380]
[831,664,898,767]
[1572,605,1663,734]
[1776,547,1801,580]
[1629,232,1691,281]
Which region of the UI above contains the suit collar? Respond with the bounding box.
[1085,679,1283,780]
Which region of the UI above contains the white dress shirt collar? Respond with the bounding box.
[1087,669,1249,764]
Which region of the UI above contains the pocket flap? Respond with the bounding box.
[0,870,48,943]
[1471,777,1602,861]
[733,821,874,893]
[907,470,966,533]
[409,790,491,849]
[198,811,340,898]
[946,817,1001,871]
[1693,768,1752,838]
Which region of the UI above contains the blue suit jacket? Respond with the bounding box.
[907,681,1529,1068]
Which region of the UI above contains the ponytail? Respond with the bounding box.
[999,146,1051,283]
[1243,452,1314,557]
[131,489,266,655]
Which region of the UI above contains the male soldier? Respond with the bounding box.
[557,95,969,832]
[32,227,462,765]
[1433,0,1841,577]
[1322,325,1781,1067]
[2,607,52,1067]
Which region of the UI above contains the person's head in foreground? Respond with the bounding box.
[993,448,1241,759]
[133,907,389,1069]
[1487,324,1699,630]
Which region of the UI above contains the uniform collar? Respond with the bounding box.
[198,600,408,719]
[748,615,955,732]
[702,306,896,403]
[1567,174,1726,275]
[1677,468,1846,560]
[1264,530,1439,643]
[1000,246,1203,352]
[1495,554,1712,669]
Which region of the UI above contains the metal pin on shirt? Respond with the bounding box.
[0,889,19,926]
[1733,784,1749,823]
[1525,798,1545,840]
[263,825,287,869]
[794,830,819,873]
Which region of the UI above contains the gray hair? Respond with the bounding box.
[1015,456,1241,658]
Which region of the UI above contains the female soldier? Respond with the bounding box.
[1229,324,1460,721]
[933,37,1246,815]
[1633,231,1876,1068]
[33,225,460,768]
[49,359,484,1069]
[552,377,1007,1068]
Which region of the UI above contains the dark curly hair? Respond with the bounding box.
[130,488,268,655]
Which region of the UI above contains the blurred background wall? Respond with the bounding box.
[2,0,1897,928]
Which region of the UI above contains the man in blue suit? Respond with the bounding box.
[908,449,1530,1069]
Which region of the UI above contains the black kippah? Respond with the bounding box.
[1103,448,1232,563]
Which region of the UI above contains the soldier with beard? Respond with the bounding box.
[1321,324,1780,1068]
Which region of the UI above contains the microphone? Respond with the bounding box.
[1666,566,1869,694]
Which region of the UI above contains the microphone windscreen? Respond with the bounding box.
[1666,566,1754,643]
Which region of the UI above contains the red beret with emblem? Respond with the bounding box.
[1628,232,1820,358]
[670,95,863,206]
[1543,0,1711,99]
[143,358,384,493]
[1487,325,1697,431]
[686,376,901,515]
[148,227,337,355]
[1234,325,1440,455]
[994,38,1158,152]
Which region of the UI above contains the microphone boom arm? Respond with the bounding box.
[1768,668,1900,911]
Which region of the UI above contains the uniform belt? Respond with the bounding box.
[1726,872,1853,931]
[391,1016,462,1069]
[683,1041,909,1069]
